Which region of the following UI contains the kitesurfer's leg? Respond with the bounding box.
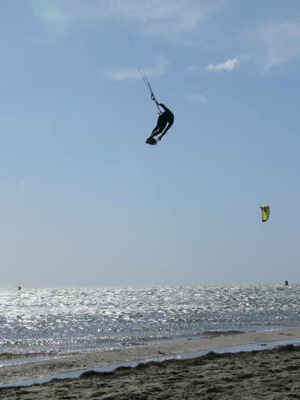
[151,113,166,135]
[151,126,160,135]
[150,129,161,138]
[151,121,168,138]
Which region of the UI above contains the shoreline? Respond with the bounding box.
[3,336,300,389]
[1,328,300,387]
[1,339,300,398]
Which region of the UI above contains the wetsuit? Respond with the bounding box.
[150,103,174,140]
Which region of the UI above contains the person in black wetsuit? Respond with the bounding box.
[146,103,174,144]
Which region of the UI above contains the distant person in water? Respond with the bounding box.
[18,286,21,290]
[285,280,288,286]
[146,103,174,144]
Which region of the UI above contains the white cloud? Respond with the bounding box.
[1,183,14,191]
[111,0,214,38]
[30,0,69,36]
[19,182,27,191]
[103,67,141,82]
[206,57,238,72]
[248,21,300,71]
[102,56,169,82]
[186,57,239,74]
[30,0,230,40]
[1,182,27,191]
[185,94,207,104]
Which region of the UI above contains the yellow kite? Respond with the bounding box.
[260,204,270,222]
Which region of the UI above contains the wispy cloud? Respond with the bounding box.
[206,57,238,72]
[30,0,69,36]
[1,182,27,191]
[1,183,14,191]
[30,0,230,40]
[185,94,208,104]
[186,57,239,74]
[31,2,300,75]
[112,0,226,39]
[102,56,169,82]
[246,21,300,71]
[19,181,27,191]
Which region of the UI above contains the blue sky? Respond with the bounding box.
[1,0,300,287]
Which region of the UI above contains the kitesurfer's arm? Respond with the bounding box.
[158,103,168,111]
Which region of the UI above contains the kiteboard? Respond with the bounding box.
[145,137,157,145]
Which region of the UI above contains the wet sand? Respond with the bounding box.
[1,328,300,399]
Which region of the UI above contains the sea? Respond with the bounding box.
[1,285,299,357]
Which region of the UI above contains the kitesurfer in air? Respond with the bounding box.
[146,103,174,145]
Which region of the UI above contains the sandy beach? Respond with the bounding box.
[1,328,300,399]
